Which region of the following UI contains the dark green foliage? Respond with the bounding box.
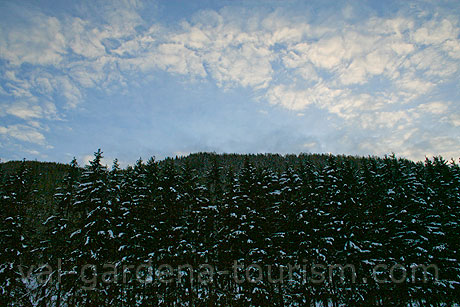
[0,152,459,306]
[0,160,35,305]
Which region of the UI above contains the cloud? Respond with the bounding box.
[448,113,460,127]
[3,3,458,111]
[417,101,449,115]
[155,43,207,77]
[4,101,59,120]
[0,10,66,66]
[266,83,344,111]
[66,18,107,59]
[406,46,458,78]
[0,1,459,161]
[5,102,43,119]
[56,76,84,109]
[413,19,459,46]
[416,135,460,161]
[0,124,46,145]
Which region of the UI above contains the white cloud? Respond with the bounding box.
[24,149,40,155]
[422,135,460,161]
[307,36,346,69]
[390,42,415,55]
[266,83,344,111]
[449,113,460,127]
[326,94,383,120]
[67,18,107,59]
[443,39,460,59]
[361,111,412,129]
[207,43,273,89]
[266,85,312,110]
[4,100,59,120]
[406,46,458,78]
[6,102,43,119]
[0,13,66,66]
[417,101,449,114]
[2,4,458,113]
[281,48,319,82]
[413,19,458,46]
[162,14,276,89]
[156,43,207,77]
[0,124,46,145]
[57,76,84,108]
[400,77,434,94]
[0,3,459,161]
[302,142,317,149]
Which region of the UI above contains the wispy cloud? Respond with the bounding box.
[0,124,46,145]
[0,0,459,161]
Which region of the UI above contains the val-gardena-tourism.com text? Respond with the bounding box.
[19,259,439,290]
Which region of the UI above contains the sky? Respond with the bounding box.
[0,0,459,167]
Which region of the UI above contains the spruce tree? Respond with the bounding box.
[41,157,80,306]
[0,160,33,305]
[69,149,115,305]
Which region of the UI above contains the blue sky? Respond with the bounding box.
[0,0,459,166]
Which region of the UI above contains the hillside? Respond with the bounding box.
[0,152,459,306]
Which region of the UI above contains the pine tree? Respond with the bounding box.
[206,154,223,204]
[156,159,183,305]
[425,157,460,303]
[69,149,116,305]
[215,167,241,303]
[314,156,341,305]
[232,158,271,305]
[356,158,386,304]
[40,157,80,306]
[291,160,320,305]
[2,152,460,305]
[0,160,33,305]
[118,158,157,304]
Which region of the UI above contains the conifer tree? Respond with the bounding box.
[0,160,33,305]
[2,152,460,305]
[69,149,115,305]
[206,155,223,204]
[40,157,80,306]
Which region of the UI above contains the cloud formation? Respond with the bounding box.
[0,0,459,161]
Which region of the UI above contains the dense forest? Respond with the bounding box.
[0,151,459,306]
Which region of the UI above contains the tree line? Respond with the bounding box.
[0,151,459,306]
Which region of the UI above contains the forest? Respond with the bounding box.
[0,151,459,306]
